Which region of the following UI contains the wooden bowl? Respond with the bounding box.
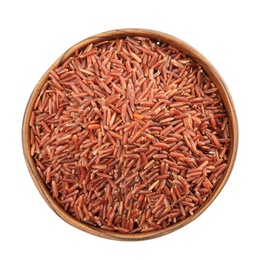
[22,28,238,241]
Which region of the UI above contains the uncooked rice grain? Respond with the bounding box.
[29,36,231,233]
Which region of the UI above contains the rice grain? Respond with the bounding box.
[29,36,230,233]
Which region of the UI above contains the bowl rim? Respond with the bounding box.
[22,28,238,241]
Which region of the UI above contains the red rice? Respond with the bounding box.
[29,36,231,233]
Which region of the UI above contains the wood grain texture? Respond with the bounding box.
[22,28,238,241]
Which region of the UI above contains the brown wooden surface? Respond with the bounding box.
[22,28,238,241]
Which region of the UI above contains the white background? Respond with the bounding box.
[1,0,262,259]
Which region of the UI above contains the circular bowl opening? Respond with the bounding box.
[22,28,238,241]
